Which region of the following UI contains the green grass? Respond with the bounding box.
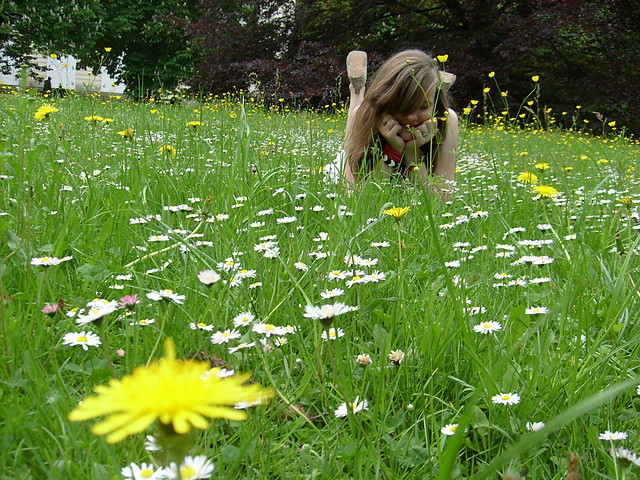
[1,89,639,480]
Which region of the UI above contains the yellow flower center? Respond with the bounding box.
[197,323,206,328]
[501,395,510,401]
[180,465,197,478]
[450,425,458,432]
[77,336,87,342]
[483,323,492,329]
[140,468,154,478]
[264,324,275,331]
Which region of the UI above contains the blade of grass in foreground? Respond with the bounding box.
[468,377,639,479]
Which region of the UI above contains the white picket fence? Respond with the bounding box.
[0,53,126,94]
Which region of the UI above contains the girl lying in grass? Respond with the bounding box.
[338,49,458,199]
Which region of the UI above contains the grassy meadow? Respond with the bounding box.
[1,86,639,480]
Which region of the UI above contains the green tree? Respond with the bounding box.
[0,0,203,98]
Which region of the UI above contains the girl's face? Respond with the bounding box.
[392,90,436,131]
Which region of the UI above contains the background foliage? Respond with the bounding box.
[1,0,639,129]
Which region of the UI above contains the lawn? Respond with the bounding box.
[1,89,639,479]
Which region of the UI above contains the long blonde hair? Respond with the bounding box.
[344,50,451,175]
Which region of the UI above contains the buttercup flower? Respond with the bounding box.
[68,339,272,443]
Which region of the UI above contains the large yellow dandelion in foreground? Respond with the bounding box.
[69,339,272,443]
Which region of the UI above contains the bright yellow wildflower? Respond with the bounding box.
[532,185,560,198]
[49,53,57,59]
[608,121,616,127]
[186,121,203,127]
[383,206,411,221]
[535,162,550,170]
[437,54,449,63]
[104,47,112,52]
[85,115,104,122]
[159,145,177,158]
[68,339,272,443]
[531,75,539,82]
[488,72,495,78]
[616,196,631,206]
[34,105,59,120]
[516,172,538,184]
[117,128,134,138]
[483,87,490,93]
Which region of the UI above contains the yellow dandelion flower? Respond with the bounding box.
[616,196,631,206]
[117,128,134,138]
[383,206,411,221]
[597,158,609,164]
[535,162,550,170]
[159,145,177,159]
[186,121,203,127]
[516,172,538,184]
[85,115,104,122]
[34,105,59,120]
[68,339,272,443]
[532,185,559,198]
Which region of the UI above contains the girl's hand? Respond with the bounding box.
[377,114,405,152]
[402,120,436,162]
[401,120,436,147]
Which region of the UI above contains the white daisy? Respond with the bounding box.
[62,331,101,350]
[473,321,502,334]
[166,455,214,480]
[210,329,241,344]
[320,288,345,299]
[491,392,521,405]
[121,462,165,480]
[599,431,628,441]
[334,396,368,418]
[232,312,255,327]
[525,306,548,315]
[321,327,345,341]
[146,289,185,304]
[197,269,221,285]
